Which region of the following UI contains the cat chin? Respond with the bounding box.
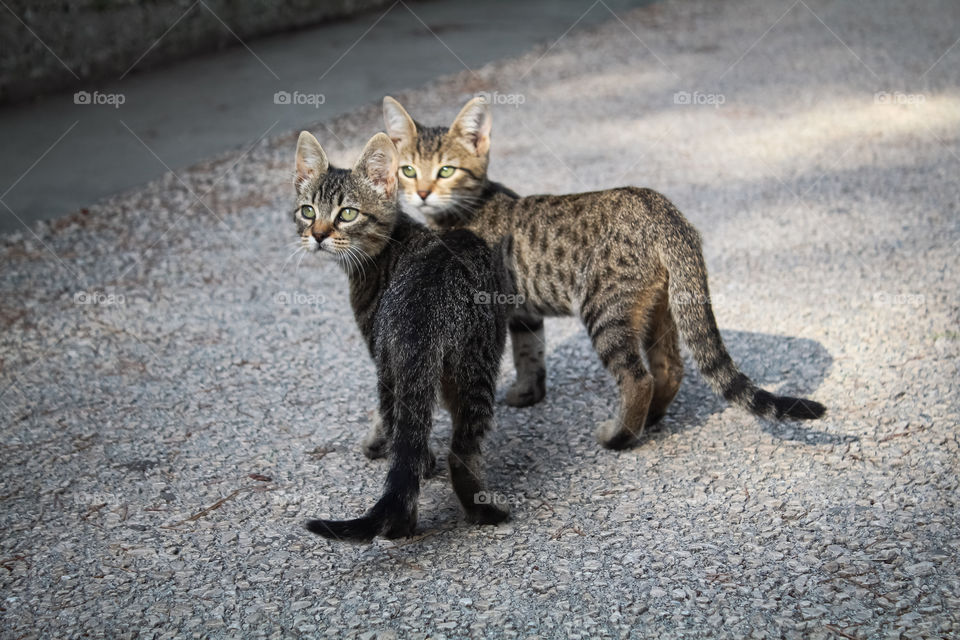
[314,238,339,255]
[313,245,340,261]
[399,198,455,224]
[398,203,430,224]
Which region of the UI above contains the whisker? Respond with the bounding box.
[333,245,351,274]
[350,249,364,281]
[355,245,373,278]
[282,245,305,271]
[365,230,400,246]
[347,245,368,282]
[337,247,352,275]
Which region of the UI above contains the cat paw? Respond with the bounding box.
[466,503,511,526]
[644,409,667,430]
[595,419,639,450]
[382,511,418,539]
[361,412,389,459]
[504,372,546,407]
[361,433,388,460]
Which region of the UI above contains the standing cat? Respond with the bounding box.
[382,96,826,450]
[294,131,513,541]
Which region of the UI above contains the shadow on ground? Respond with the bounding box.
[406,327,842,538]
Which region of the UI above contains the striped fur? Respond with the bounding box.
[294,132,513,541]
[383,98,826,449]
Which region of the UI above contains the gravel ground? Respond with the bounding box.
[2,0,959,638]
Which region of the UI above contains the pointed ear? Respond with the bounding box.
[354,133,399,198]
[295,131,328,189]
[382,96,417,148]
[449,97,491,156]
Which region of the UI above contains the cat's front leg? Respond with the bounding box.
[505,311,547,407]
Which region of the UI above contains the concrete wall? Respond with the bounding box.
[0,0,393,104]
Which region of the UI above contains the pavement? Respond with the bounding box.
[2,0,959,638]
[0,0,648,234]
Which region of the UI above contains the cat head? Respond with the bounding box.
[293,131,400,271]
[382,96,491,224]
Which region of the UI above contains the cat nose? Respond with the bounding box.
[417,190,431,201]
[312,228,330,243]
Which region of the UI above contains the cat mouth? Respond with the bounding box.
[305,236,337,255]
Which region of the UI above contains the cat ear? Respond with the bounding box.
[382,96,417,148]
[449,97,491,156]
[354,132,399,198]
[295,131,328,189]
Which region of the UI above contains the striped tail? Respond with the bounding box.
[653,201,826,421]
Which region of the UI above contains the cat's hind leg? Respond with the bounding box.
[364,383,437,475]
[582,285,657,450]
[442,369,510,526]
[308,367,431,542]
[504,311,547,407]
[361,411,389,460]
[361,373,398,460]
[643,284,684,428]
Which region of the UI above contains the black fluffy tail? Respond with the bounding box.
[306,466,420,543]
[307,341,436,543]
[649,192,826,421]
[305,509,383,543]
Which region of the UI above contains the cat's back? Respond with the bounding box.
[395,226,499,295]
[375,223,505,357]
[517,187,659,216]
[390,212,482,265]
[472,186,690,248]
[380,219,500,310]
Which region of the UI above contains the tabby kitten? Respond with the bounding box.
[383,96,826,450]
[294,131,513,541]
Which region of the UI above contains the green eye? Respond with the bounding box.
[300,205,316,219]
[401,165,417,178]
[437,165,456,178]
[338,207,359,222]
